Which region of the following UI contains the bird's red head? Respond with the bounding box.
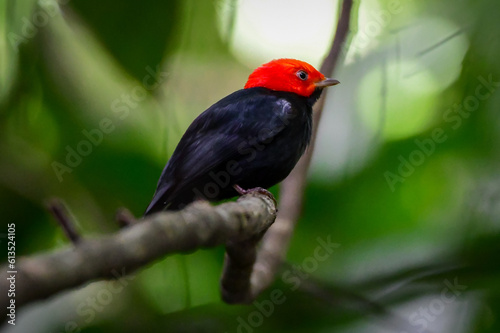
[244,58,339,97]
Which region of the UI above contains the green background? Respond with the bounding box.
[1,0,500,332]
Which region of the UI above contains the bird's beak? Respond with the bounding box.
[314,78,340,88]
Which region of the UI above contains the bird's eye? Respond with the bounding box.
[296,70,308,81]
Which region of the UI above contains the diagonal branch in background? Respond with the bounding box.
[0,193,276,318]
[249,0,354,298]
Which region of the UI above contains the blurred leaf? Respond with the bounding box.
[0,0,38,105]
[68,0,182,81]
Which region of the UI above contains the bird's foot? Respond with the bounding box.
[233,184,277,206]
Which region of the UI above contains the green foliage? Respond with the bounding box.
[1,0,500,332]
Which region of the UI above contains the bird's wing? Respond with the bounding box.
[144,89,295,214]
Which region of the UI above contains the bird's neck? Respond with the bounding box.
[307,88,325,107]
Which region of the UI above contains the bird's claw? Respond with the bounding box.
[233,184,277,207]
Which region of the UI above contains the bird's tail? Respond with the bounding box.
[143,184,195,216]
[143,186,171,216]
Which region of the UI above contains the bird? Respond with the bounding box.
[144,58,339,215]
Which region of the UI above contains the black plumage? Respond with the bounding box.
[144,87,324,215]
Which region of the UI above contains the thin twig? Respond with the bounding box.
[417,28,465,57]
[115,207,138,228]
[298,278,431,333]
[375,58,387,141]
[47,198,81,244]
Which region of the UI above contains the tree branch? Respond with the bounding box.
[249,0,354,298]
[0,193,276,317]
